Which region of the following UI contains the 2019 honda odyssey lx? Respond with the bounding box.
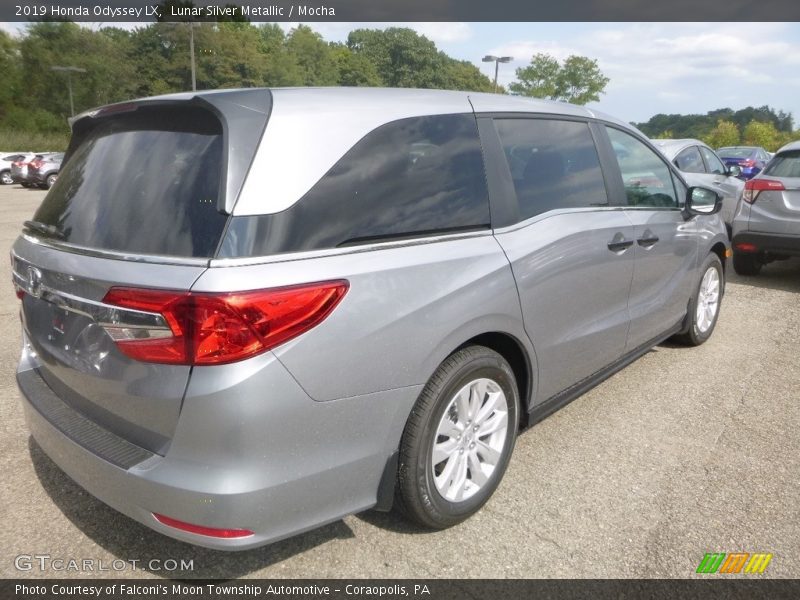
[13,88,729,549]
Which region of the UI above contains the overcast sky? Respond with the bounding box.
[3,21,799,126]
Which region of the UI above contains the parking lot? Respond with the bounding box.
[0,183,797,579]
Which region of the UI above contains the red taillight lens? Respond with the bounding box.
[102,281,348,365]
[743,178,785,204]
[740,159,756,167]
[152,513,253,539]
[30,160,43,169]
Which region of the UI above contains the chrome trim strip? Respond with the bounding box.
[13,270,170,331]
[20,233,210,267]
[209,229,494,267]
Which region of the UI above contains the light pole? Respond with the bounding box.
[188,22,196,91]
[50,65,86,118]
[482,55,513,93]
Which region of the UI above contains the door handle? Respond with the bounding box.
[607,239,634,252]
[637,235,659,248]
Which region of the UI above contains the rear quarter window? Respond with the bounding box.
[220,113,489,257]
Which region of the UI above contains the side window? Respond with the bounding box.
[674,146,705,173]
[220,114,489,257]
[605,127,679,208]
[699,146,726,175]
[493,118,608,220]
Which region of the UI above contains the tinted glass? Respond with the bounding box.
[220,114,489,257]
[718,147,755,159]
[674,146,705,173]
[764,151,800,177]
[605,127,678,208]
[493,119,608,219]
[31,106,228,258]
[699,146,726,174]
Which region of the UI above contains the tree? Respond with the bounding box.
[347,27,443,88]
[742,120,781,151]
[704,120,740,149]
[509,53,609,105]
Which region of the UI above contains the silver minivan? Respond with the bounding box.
[13,88,730,549]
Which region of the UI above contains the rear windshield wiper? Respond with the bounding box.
[24,220,65,240]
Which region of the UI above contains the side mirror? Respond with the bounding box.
[685,186,722,216]
[727,165,742,177]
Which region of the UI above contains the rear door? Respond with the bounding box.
[600,126,699,351]
[484,116,635,402]
[12,103,241,454]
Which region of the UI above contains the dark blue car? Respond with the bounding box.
[716,146,771,180]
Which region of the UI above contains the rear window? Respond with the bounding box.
[718,147,754,158]
[219,113,489,257]
[30,105,228,258]
[764,151,800,178]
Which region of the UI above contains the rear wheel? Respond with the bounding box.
[45,173,57,189]
[732,251,762,276]
[395,345,519,529]
[674,253,723,346]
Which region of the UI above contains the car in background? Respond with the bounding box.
[730,140,800,275]
[716,146,771,180]
[26,153,64,189]
[11,153,57,187]
[653,139,744,230]
[1,153,30,185]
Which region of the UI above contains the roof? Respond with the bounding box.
[651,138,711,160]
[777,140,800,153]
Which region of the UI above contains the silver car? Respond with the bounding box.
[13,88,729,550]
[731,140,800,275]
[653,138,744,230]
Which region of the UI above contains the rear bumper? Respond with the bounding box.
[17,345,418,550]
[732,231,800,257]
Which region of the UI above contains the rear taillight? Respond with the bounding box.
[30,160,43,169]
[743,178,785,204]
[102,281,348,366]
[740,159,756,168]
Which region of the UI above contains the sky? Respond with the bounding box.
[2,21,799,127]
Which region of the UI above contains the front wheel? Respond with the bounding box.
[395,345,519,529]
[0,170,12,185]
[674,253,723,346]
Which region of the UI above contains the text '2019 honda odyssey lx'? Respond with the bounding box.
[13,88,730,549]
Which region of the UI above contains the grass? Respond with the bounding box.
[0,129,70,153]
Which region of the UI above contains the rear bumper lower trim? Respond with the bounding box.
[732,231,800,256]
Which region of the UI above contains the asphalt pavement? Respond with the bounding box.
[1,184,797,579]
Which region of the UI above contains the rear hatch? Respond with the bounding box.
[747,150,800,235]
[13,92,271,454]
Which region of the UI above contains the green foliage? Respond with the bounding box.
[637,106,794,142]
[742,120,782,150]
[0,129,70,151]
[509,53,609,105]
[703,120,740,149]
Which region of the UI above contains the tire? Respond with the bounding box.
[395,345,519,529]
[0,170,12,185]
[674,253,723,346]
[732,251,762,276]
[21,182,31,188]
[45,173,57,189]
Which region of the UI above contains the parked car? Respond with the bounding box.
[26,153,64,189]
[716,146,771,179]
[12,88,729,550]
[11,153,57,186]
[653,139,744,230]
[730,140,800,275]
[1,153,29,185]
